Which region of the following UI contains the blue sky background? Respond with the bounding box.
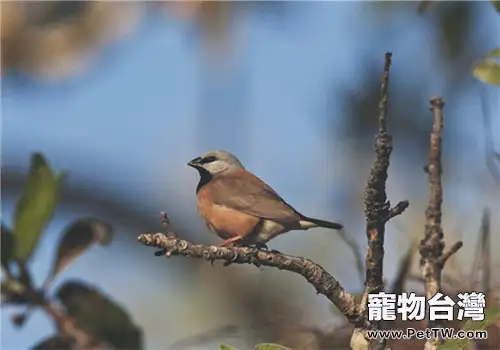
[2,2,500,349]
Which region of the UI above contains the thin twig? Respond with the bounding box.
[137,233,359,324]
[437,241,463,267]
[390,236,420,294]
[469,221,483,290]
[387,200,409,221]
[480,208,491,295]
[337,229,365,284]
[419,96,463,350]
[2,279,104,349]
[160,211,176,239]
[42,300,103,349]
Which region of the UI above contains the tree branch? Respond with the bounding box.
[480,208,491,296]
[387,200,409,221]
[41,299,104,349]
[137,231,359,324]
[2,277,105,349]
[419,96,463,350]
[354,52,408,350]
[362,53,392,305]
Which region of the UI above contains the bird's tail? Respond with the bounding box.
[303,216,343,230]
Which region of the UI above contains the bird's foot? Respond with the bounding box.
[244,242,270,251]
[250,243,281,254]
[218,236,243,247]
[254,243,269,251]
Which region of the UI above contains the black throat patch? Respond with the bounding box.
[195,168,213,194]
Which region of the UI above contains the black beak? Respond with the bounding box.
[187,157,203,168]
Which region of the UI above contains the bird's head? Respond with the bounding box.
[187,150,245,176]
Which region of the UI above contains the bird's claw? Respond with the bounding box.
[253,243,281,254]
[257,243,269,251]
[231,251,238,262]
[248,243,270,251]
[222,250,238,266]
[154,249,166,256]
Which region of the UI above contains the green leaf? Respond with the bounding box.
[31,335,75,349]
[169,325,239,349]
[437,340,468,350]
[56,280,142,350]
[438,305,500,350]
[45,219,113,287]
[437,338,468,349]
[485,48,500,58]
[472,47,500,86]
[462,304,500,331]
[1,223,14,273]
[220,345,238,350]
[491,0,500,13]
[254,344,292,350]
[473,61,500,85]
[13,153,64,263]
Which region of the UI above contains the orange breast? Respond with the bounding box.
[197,186,260,239]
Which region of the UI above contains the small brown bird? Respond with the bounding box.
[188,150,343,247]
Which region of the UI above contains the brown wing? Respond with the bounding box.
[207,170,302,223]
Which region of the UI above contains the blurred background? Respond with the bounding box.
[1,1,500,350]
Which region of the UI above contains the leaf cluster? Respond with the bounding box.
[1,153,142,349]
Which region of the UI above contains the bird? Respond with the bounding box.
[187,150,343,247]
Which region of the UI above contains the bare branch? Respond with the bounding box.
[2,279,105,349]
[41,300,106,349]
[361,52,393,305]
[390,236,420,294]
[337,229,365,284]
[480,208,491,295]
[159,211,176,239]
[137,233,359,324]
[419,96,463,350]
[438,241,463,267]
[387,200,409,221]
[355,52,406,350]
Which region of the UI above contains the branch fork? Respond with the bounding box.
[419,97,463,350]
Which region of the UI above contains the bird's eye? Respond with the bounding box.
[201,156,217,164]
